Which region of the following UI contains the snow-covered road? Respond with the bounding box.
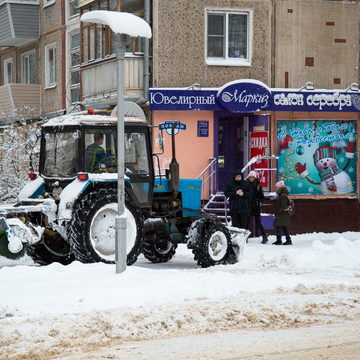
[1,232,360,360]
[54,320,360,360]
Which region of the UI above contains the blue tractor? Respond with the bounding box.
[0,112,249,267]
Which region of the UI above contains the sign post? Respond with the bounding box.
[81,10,151,274]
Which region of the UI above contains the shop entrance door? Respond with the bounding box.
[217,116,246,191]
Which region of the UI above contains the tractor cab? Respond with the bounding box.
[39,113,154,207]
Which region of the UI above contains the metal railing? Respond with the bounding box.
[197,157,217,200]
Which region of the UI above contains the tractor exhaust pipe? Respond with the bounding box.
[169,123,179,197]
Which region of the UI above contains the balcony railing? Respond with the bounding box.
[0,84,41,120]
[81,55,144,105]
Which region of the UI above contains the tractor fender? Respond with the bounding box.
[18,176,45,200]
[58,173,122,222]
[186,214,219,249]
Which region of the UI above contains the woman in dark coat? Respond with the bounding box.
[246,171,268,244]
[273,181,292,245]
[224,170,251,229]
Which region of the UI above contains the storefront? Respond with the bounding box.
[149,80,360,233]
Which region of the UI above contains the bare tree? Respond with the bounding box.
[0,121,42,202]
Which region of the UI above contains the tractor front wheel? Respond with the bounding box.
[192,222,232,268]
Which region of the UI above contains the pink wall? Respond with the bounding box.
[152,111,214,179]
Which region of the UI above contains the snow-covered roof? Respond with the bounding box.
[81,11,152,38]
[43,113,147,127]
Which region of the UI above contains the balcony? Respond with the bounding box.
[81,55,145,105]
[0,83,41,120]
[0,0,39,47]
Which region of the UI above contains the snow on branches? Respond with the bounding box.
[0,122,41,202]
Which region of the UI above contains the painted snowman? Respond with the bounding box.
[295,143,355,194]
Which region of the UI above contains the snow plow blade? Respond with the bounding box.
[227,226,251,262]
[0,217,43,260]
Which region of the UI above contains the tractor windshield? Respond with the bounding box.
[43,131,78,178]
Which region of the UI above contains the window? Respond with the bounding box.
[206,10,251,66]
[69,0,79,18]
[4,58,13,84]
[43,131,78,178]
[22,51,37,84]
[43,0,55,7]
[80,0,144,63]
[69,32,80,103]
[85,129,116,173]
[45,44,56,88]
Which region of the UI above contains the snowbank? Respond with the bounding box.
[1,232,360,360]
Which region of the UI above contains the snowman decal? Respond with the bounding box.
[295,142,355,194]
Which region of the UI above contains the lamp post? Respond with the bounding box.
[81,11,152,273]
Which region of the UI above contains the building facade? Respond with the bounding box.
[149,0,360,233]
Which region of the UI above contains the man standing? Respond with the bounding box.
[85,132,107,172]
[225,170,251,229]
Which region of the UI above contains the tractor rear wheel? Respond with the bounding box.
[192,221,232,268]
[142,232,177,263]
[67,188,142,265]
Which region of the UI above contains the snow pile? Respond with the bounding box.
[1,232,360,360]
[240,232,360,274]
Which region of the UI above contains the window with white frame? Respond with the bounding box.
[69,0,79,18]
[45,44,56,88]
[22,51,37,84]
[43,0,55,7]
[206,9,251,66]
[4,58,13,84]
[69,32,80,104]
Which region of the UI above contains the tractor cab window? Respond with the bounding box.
[85,129,116,173]
[43,131,78,177]
[125,132,149,175]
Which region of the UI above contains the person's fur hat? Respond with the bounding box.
[233,169,243,179]
[275,180,285,189]
[247,170,257,179]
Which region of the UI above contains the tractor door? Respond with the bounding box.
[123,124,154,208]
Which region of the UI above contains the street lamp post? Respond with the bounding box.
[81,11,152,273]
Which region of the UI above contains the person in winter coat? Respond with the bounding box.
[273,180,292,245]
[246,170,268,244]
[224,170,251,229]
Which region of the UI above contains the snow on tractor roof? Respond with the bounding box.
[43,112,147,127]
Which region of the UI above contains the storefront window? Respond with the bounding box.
[277,120,357,195]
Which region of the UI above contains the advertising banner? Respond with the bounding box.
[277,120,357,195]
[249,131,269,189]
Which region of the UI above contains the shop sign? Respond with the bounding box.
[149,81,360,113]
[217,80,272,113]
[197,121,209,137]
[271,91,360,112]
[249,131,269,188]
[159,121,187,135]
[277,120,357,195]
[150,90,220,111]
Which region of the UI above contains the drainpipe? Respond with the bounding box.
[271,0,276,88]
[137,0,150,105]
